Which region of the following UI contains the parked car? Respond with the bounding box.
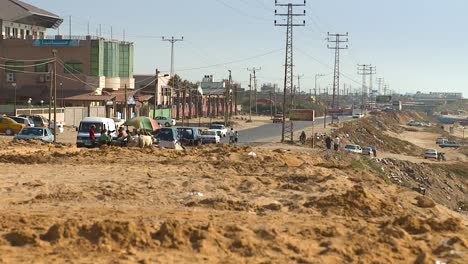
[14,127,54,143]
[424,148,438,159]
[177,127,203,146]
[153,127,181,149]
[439,141,461,148]
[209,124,227,137]
[343,144,363,154]
[352,113,364,119]
[0,116,25,135]
[201,129,220,144]
[18,115,49,127]
[155,116,176,127]
[436,137,448,145]
[362,146,374,155]
[76,117,117,148]
[9,116,34,127]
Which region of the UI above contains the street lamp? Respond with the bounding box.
[40,100,44,113]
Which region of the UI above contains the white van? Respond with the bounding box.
[76,117,116,148]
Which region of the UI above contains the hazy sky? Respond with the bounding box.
[26,0,468,96]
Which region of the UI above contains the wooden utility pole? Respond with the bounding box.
[248,73,252,121]
[52,49,57,143]
[182,86,186,126]
[153,69,159,119]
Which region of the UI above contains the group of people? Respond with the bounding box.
[325,135,341,151]
[89,125,136,147]
[229,128,239,144]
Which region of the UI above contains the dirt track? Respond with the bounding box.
[0,142,467,263]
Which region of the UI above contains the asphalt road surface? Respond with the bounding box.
[221,116,354,144]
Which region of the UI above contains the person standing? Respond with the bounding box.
[234,131,239,144]
[229,128,235,144]
[89,125,96,146]
[300,131,306,144]
[372,147,377,157]
[325,136,332,151]
[333,136,341,151]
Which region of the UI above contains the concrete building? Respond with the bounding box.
[134,74,172,108]
[0,0,135,119]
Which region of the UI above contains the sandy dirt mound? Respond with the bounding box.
[0,143,467,263]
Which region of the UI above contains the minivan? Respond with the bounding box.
[76,117,116,148]
[153,127,181,149]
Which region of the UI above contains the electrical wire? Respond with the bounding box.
[213,0,270,22]
[0,60,54,68]
[0,56,55,62]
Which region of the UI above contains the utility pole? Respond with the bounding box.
[314,74,324,102]
[153,69,159,119]
[248,73,252,121]
[124,84,128,120]
[52,50,57,143]
[275,0,306,143]
[296,74,304,106]
[228,71,233,118]
[358,64,372,109]
[377,77,384,95]
[162,36,184,77]
[224,70,232,125]
[247,67,261,117]
[326,32,348,111]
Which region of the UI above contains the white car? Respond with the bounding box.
[201,130,220,144]
[343,144,363,153]
[352,113,364,119]
[155,116,176,127]
[209,124,227,137]
[424,149,438,159]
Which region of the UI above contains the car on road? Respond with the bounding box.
[439,141,461,148]
[177,127,203,146]
[14,127,54,143]
[436,137,448,144]
[424,148,438,159]
[155,116,176,127]
[201,129,220,144]
[362,146,374,155]
[9,116,34,127]
[18,115,49,127]
[272,115,283,123]
[352,113,364,119]
[343,144,362,154]
[209,124,227,137]
[153,127,181,149]
[0,116,25,135]
[407,120,421,126]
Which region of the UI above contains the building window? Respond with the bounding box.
[12,28,18,38]
[64,61,83,74]
[5,61,24,73]
[34,61,49,73]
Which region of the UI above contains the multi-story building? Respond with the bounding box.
[0,0,135,113]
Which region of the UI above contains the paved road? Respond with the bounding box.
[221,116,354,144]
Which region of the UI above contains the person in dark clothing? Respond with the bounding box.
[325,136,332,150]
[372,147,377,157]
[299,131,306,144]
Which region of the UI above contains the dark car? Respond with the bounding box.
[153,127,181,149]
[9,116,34,127]
[18,115,49,127]
[439,141,461,148]
[176,127,202,146]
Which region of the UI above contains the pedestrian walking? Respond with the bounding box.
[229,128,235,144]
[234,131,239,144]
[325,136,332,150]
[333,136,340,151]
